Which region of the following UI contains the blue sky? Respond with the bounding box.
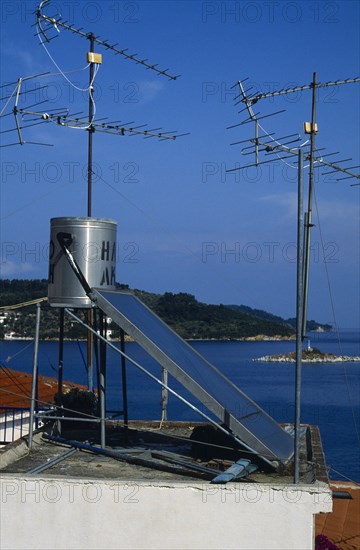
[0,0,359,328]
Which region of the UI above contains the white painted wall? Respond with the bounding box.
[0,476,332,550]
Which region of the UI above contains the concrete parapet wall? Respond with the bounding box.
[0,475,332,550]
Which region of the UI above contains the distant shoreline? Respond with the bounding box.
[2,334,297,343]
[255,353,360,363]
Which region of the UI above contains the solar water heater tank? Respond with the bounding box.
[48,217,117,308]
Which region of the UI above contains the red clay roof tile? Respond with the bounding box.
[316,482,360,550]
[0,367,85,409]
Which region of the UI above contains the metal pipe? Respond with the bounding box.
[38,415,100,423]
[302,72,317,338]
[28,302,41,449]
[92,308,101,405]
[99,312,106,448]
[28,447,77,474]
[57,310,64,400]
[86,34,95,394]
[255,119,259,165]
[43,434,214,480]
[120,329,129,427]
[302,211,309,338]
[161,368,168,421]
[294,149,304,484]
[87,33,95,217]
[57,308,65,434]
[87,309,93,392]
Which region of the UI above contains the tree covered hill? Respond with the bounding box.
[227,305,332,333]
[0,279,297,340]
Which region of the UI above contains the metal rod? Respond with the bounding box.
[14,79,24,145]
[57,309,64,404]
[43,435,212,480]
[255,119,259,165]
[120,329,129,427]
[161,368,168,421]
[99,311,106,448]
[294,149,304,484]
[92,307,101,404]
[87,309,93,392]
[57,308,65,434]
[39,415,100,422]
[302,211,309,338]
[302,72,317,338]
[87,33,95,217]
[28,302,41,449]
[28,447,77,474]
[245,76,360,102]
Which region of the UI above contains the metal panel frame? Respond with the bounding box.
[91,289,294,464]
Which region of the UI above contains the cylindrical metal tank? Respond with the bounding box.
[48,217,117,308]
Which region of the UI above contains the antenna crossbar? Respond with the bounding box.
[14,108,185,141]
[36,1,178,80]
[227,136,360,181]
[239,77,360,103]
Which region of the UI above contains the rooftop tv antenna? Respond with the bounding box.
[228,73,360,336]
[1,0,187,216]
[227,72,360,483]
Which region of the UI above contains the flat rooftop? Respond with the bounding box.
[0,421,328,485]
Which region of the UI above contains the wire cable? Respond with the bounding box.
[257,121,314,170]
[0,180,73,221]
[0,365,33,402]
[327,464,360,485]
[1,341,34,361]
[64,64,99,130]
[37,27,92,92]
[36,23,100,130]
[0,385,98,420]
[0,84,18,116]
[313,182,360,446]
[0,297,47,310]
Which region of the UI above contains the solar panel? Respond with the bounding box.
[91,289,294,464]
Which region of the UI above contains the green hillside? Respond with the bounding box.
[0,279,295,340]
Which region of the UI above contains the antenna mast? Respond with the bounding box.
[87,33,96,217]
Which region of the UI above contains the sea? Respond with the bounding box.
[1,330,359,482]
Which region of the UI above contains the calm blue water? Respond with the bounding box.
[1,331,359,482]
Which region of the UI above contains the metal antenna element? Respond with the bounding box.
[36,0,179,80]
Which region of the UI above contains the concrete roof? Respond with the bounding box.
[0,421,328,485]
